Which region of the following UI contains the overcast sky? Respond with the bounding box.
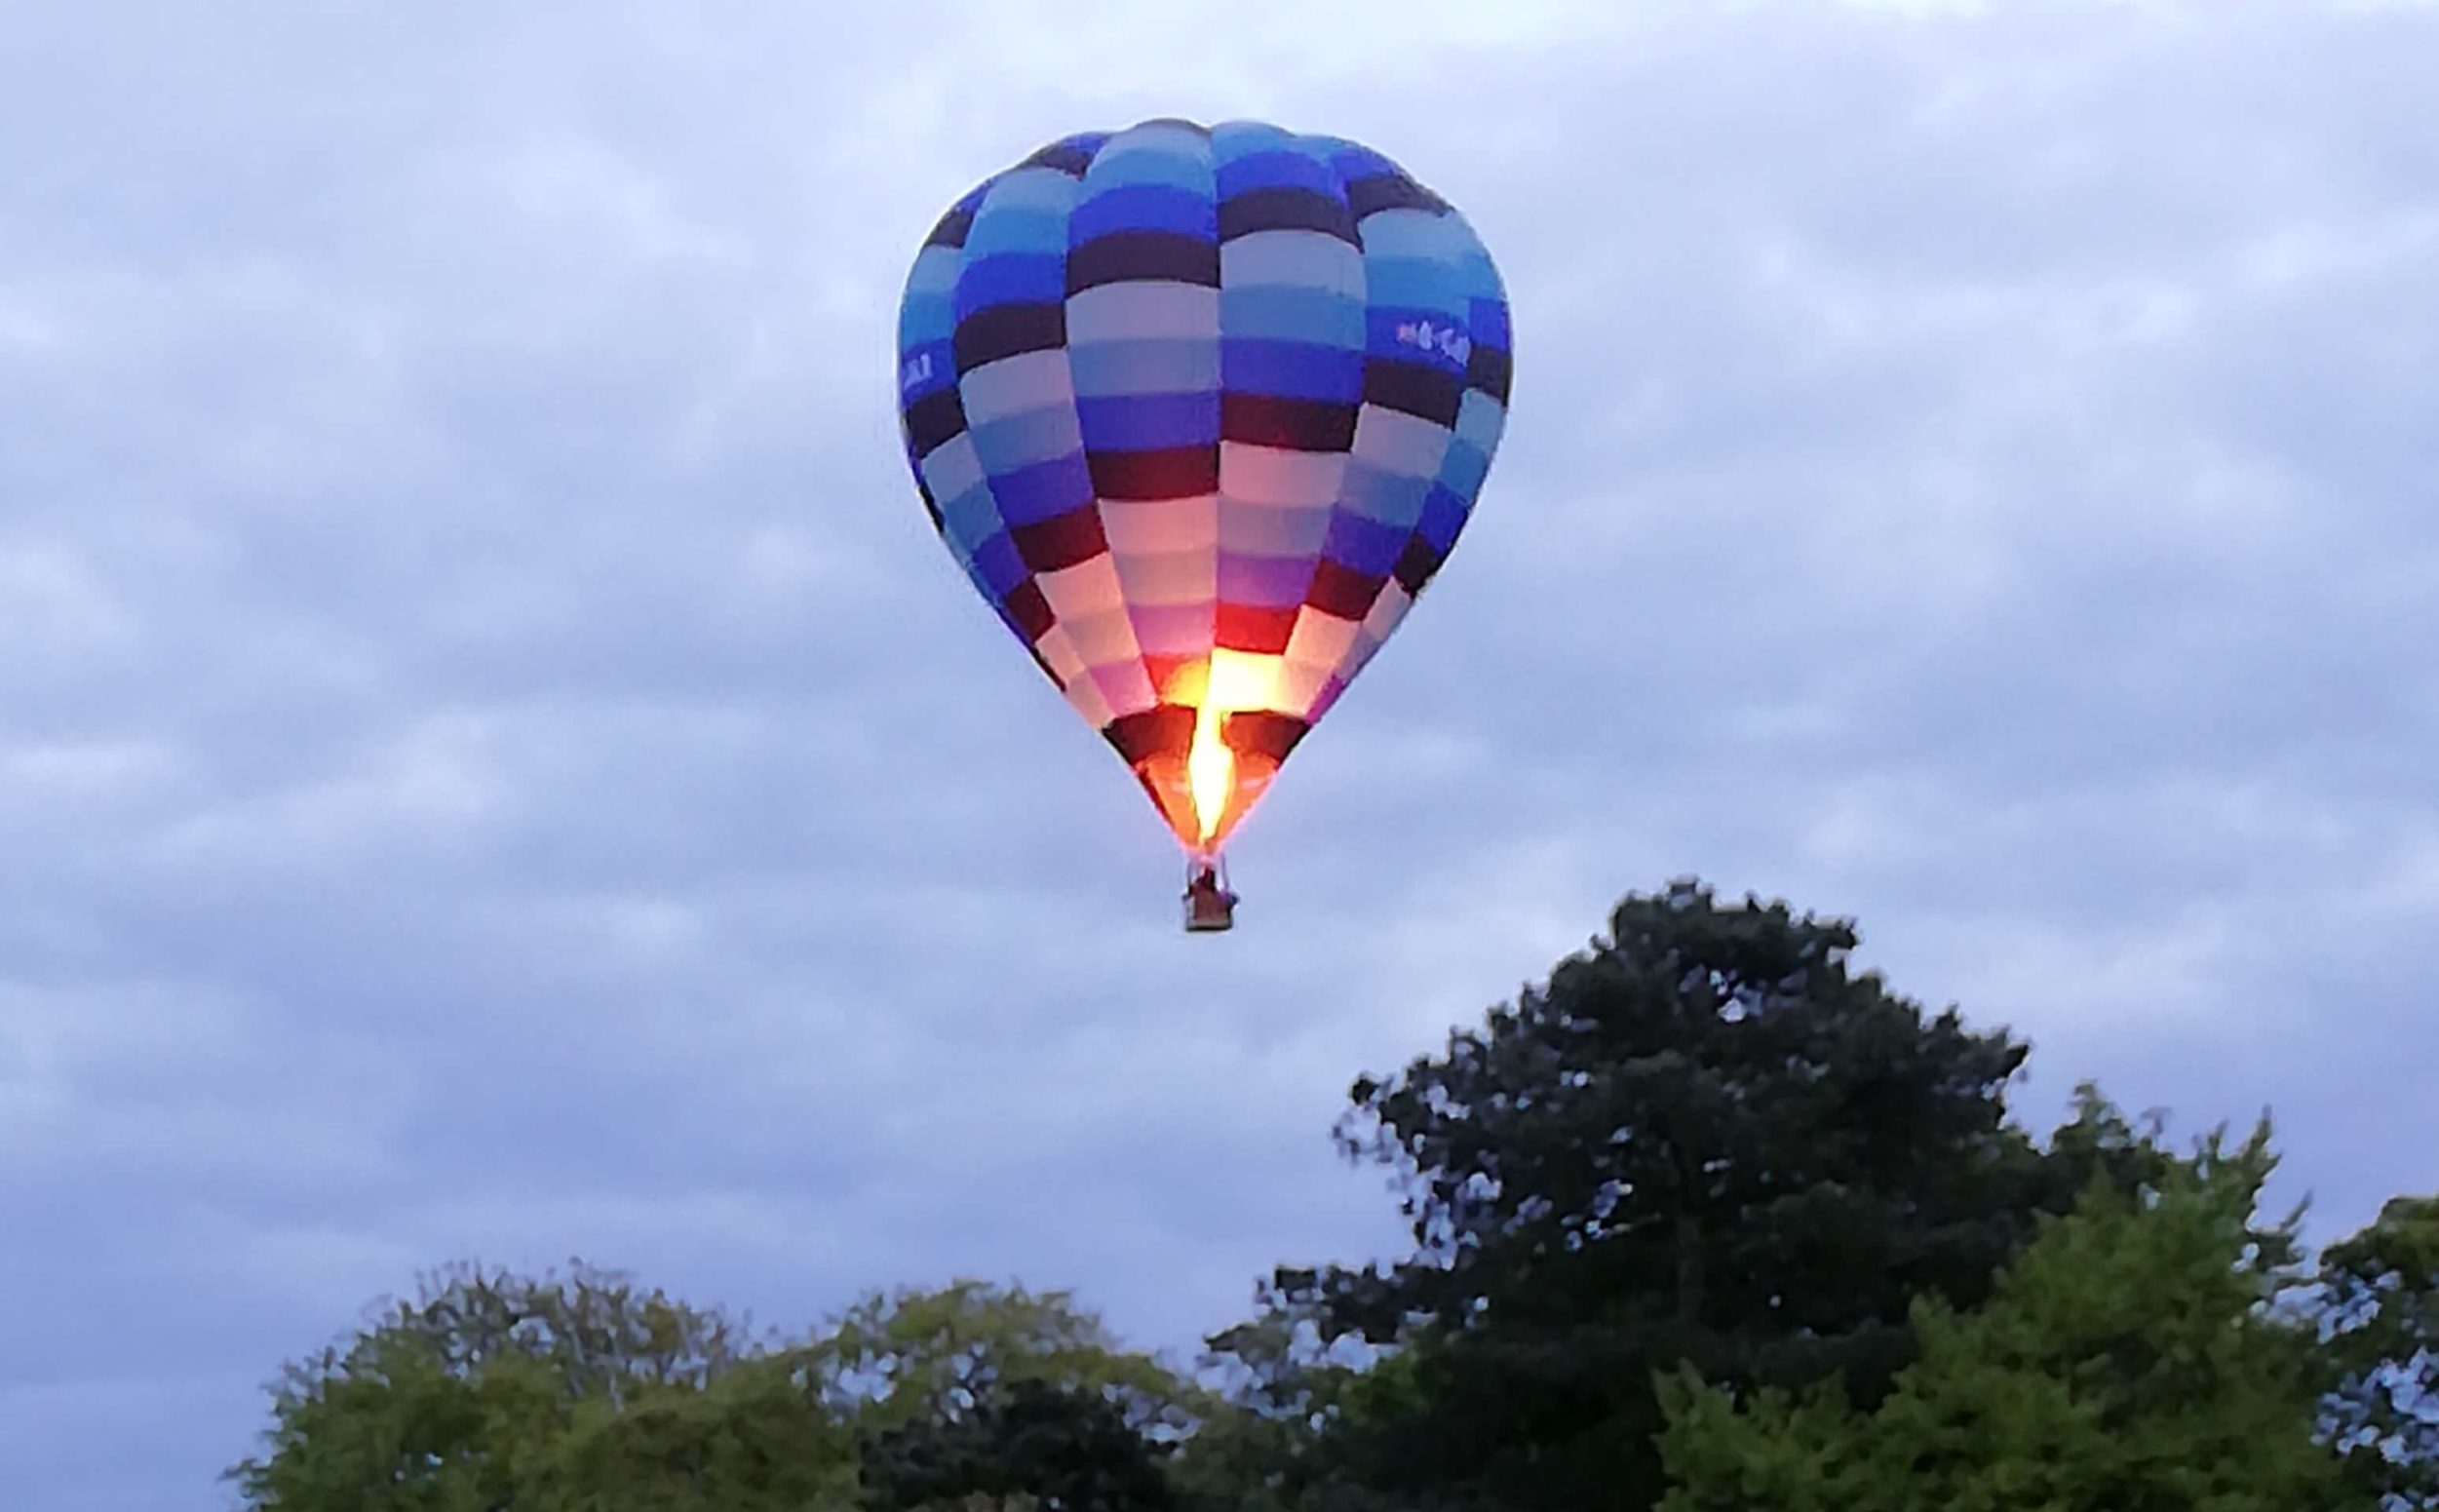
[5,2,2436,1506]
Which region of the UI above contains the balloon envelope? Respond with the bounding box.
[895,118,1509,854]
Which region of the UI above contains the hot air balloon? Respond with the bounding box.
[894,118,1509,931]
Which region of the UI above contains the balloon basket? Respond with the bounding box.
[1181,852,1237,934]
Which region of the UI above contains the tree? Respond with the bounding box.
[1653,1118,2362,1510]
[861,1376,1176,1511]
[808,1280,1202,1438]
[2316,1194,2439,1508]
[229,1267,1201,1511]
[225,1260,800,1511]
[805,1280,1204,1512]
[1214,879,2166,1510]
[545,1358,859,1510]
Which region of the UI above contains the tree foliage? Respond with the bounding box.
[861,1376,1176,1511]
[1655,1122,2359,1510]
[546,1358,859,1511]
[227,1267,1192,1512]
[811,1280,1204,1439]
[2316,1194,2439,1509]
[226,1260,783,1511]
[816,1280,1203,1512]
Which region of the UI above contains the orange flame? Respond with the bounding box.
[1185,700,1234,847]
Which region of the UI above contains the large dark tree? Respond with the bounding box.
[1212,879,2164,1510]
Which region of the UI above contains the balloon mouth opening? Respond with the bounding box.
[1133,710,1293,856]
[1141,741,1277,855]
[1103,656,1314,855]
